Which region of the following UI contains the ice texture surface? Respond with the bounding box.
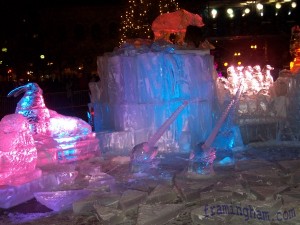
[0,114,38,185]
[94,51,215,151]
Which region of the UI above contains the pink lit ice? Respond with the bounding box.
[0,114,38,185]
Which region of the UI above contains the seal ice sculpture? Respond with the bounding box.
[151,9,205,45]
[7,82,99,165]
[7,83,90,137]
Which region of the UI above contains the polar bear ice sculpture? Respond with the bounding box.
[151,9,205,45]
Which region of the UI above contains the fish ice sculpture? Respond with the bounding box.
[130,101,189,168]
[189,86,243,175]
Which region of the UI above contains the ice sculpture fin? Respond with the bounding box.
[202,86,243,150]
[148,101,188,147]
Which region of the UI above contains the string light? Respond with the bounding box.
[119,0,179,45]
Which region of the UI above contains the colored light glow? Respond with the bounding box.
[290,61,294,70]
[256,3,263,10]
[227,8,233,15]
[275,2,281,9]
[211,9,217,18]
[291,2,297,8]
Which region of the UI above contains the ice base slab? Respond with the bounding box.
[34,190,91,211]
[0,172,57,209]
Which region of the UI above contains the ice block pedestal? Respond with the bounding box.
[92,46,215,153]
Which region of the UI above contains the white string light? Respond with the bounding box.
[119,0,179,45]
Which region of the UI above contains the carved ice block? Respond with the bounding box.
[0,114,38,185]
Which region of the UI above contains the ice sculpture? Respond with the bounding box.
[7,82,99,165]
[0,114,40,186]
[130,101,189,172]
[216,65,276,120]
[7,83,50,134]
[151,9,205,45]
[94,47,215,153]
[189,86,243,175]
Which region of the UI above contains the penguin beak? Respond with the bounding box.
[7,85,28,97]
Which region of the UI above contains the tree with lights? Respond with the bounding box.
[119,0,179,44]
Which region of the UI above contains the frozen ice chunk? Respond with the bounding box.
[136,203,185,225]
[249,185,290,201]
[118,189,148,212]
[0,114,38,185]
[174,175,215,202]
[0,171,61,209]
[87,172,115,191]
[34,189,91,211]
[146,184,178,204]
[73,192,120,214]
[188,145,216,175]
[130,142,159,173]
[94,204,126,225]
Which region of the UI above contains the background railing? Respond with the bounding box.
[0,90,91,122]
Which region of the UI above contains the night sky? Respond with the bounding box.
[0,0,299,77]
